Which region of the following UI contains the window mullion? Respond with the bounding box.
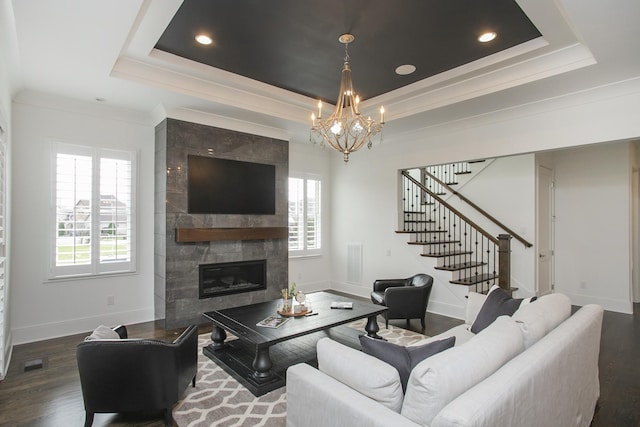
[302,178,308,251]
[91,150,100,274]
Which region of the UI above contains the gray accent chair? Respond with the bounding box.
[371,273,434,329]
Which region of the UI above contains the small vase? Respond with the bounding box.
[282,297,293,313]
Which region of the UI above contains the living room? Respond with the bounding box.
[1,0,640,425]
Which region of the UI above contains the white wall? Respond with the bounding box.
[0,0,18,376]
[552,143,633,313]
[10,92,156,344]
[329,78,640,318]
[447,155,537,296]
[288,142,333,293]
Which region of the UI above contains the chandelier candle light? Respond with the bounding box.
[310,34,385,164]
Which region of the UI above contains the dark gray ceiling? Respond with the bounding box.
[155,0,541,104]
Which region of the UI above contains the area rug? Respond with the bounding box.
[173,320,426,427]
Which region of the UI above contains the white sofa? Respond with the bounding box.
[286,293,603,427]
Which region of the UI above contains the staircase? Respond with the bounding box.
[398,162,531,294]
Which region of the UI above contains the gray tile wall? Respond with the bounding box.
[154,118,289,329]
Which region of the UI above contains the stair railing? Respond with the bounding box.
[401,170,511,293]
[422,168,533,248]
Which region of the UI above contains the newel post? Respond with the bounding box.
[498,234,512,291]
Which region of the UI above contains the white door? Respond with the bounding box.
[632,169,640,302]
[537,166,554,296]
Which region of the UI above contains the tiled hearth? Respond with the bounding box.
[154,118,289,329]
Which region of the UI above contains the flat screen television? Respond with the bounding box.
[187,155,276,215]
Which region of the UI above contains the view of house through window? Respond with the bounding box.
[288,175,321,256]
[51,143,136,278]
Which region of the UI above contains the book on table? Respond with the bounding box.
[330,301,354,309]
[256,316,290,328]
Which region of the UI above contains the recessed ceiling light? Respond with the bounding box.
[478,32,497,43]
[395,64,416,75]
[195,34,213,45]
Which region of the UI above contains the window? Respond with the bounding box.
[288,174,321,256]
[51,142,136,278]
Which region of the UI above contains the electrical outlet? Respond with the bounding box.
[107,295,115,305]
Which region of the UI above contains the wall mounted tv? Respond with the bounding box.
[187,155,276,215]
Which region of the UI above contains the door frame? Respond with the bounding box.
[536,165,555,296]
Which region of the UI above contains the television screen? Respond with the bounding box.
[187,155,276,215]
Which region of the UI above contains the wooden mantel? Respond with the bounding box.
[175,227,288,243]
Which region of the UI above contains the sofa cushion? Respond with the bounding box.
[359,335,455,392]
[410,323,474,348]
[401,315,525,426]
[513,293,572,348]
[470,285,536,333]
[316,337,404,413]
[84,325,120,341]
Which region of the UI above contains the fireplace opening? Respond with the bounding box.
[199,260,267,299]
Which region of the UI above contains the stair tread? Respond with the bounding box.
[396,230,448,234]
[408,240,460,246]
[403,220,436,224]
[434,261,486,271]
[468,159,486,163]
[450,273,497,285]
[454,171,472,175]
[421,250,473,258]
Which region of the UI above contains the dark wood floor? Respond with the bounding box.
[0,297,637,427]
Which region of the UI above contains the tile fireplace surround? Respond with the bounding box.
[154,118,289,329]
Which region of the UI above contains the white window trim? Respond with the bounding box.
[288,172,322,258]
[49,142,137,279]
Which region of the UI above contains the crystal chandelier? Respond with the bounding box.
[310,34,385,164]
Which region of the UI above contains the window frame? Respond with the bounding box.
[49,142,137,279]
[288,172,322,258]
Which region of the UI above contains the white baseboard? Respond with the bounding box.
[12,307,155,345]
[564,292,633,314]
[426,300,466,321]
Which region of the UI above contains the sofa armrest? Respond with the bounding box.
[286,363,420,427]
[373,278,407,293]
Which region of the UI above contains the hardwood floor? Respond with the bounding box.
[0,300,638,427]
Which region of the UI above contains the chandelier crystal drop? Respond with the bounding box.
[310,34,385,164]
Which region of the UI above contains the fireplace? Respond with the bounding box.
[199,260,267,299]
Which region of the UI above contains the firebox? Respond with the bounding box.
[199,260,267,299]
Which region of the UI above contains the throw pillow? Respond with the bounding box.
[84,325,120,341]
[470,285,537,334]
[359,335,456,392]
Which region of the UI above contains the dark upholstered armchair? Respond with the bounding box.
[76,324,198,427]
[371,274,434,329]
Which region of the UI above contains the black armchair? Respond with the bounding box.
[371,274,434,329]
[76,324,198,427]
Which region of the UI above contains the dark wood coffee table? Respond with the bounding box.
[202,291,387,396]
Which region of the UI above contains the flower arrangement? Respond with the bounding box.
[280,283,297,312]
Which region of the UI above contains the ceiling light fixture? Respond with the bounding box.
[310,34,385,164]
[478,32,497,43]
[195,34,213,45]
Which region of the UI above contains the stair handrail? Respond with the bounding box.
[421,168,533,248]
[402,171,499,245]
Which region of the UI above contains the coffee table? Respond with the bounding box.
[201,291,387,396]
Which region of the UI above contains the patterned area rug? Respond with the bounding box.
[173,320,426,427]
